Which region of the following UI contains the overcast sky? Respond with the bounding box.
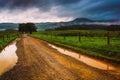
[0,0,120,23]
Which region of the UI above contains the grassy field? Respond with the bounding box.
[0,32,19,51]
[30,30,120,63]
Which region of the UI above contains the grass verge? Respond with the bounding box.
[30,32,120,63]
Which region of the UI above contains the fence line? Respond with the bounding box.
[42,31,119,46]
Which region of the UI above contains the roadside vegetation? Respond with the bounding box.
[0,22,36,52]
[30,30,120,63]
[0,32,20,51]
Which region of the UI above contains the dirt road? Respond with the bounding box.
[0,35,120,80]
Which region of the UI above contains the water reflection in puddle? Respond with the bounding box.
[48,44,115,70]
[0,42,18,76]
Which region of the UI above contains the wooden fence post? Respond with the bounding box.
[107,31,110,45]
[51,32,52,39]
[78,32,81,42]
[6,35,8,40]
[2,35,4,41]
[64,34,66,40]
[55,33,57,38]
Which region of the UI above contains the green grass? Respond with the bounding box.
[30,30,120,63]
[0,32,20,51]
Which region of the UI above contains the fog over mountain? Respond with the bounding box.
[0,0,120,31]
[0,18,119,31]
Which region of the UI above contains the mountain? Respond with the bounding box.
[0,23,18,31]
[35,22,60,31]
[60,18,95,26]
[54,18,120,30]
[0,23,59,31]
[0,18,119,31]
[70,18,94,23]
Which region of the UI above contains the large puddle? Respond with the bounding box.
[0,42,18,76]
[48,44,116,70]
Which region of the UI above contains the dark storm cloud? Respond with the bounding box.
[83,0,120,20]
[0,0,120,22]
[87,0,120,13]
[0,0,81,10]
[56,0,81,5]
[0,0,9,7]
[0,0,52,10]
[55,0,120,20]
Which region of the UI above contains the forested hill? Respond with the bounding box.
[53,25,120,31]
[0,23,18,31]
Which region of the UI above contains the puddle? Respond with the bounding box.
[0,42,18,76]
[48,44,116,70]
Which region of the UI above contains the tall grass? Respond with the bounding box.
[0,32,20,51]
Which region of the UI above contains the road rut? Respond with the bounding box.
[0,35,119,80]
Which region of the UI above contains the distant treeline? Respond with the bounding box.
[51,25,120,31]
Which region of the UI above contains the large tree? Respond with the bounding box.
[19,23,37,34]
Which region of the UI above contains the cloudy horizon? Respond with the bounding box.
[0,0,120,23]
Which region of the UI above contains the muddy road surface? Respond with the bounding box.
[0,34,120,80]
